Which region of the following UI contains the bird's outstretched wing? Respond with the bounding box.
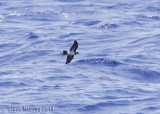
[66,55,74,64]
[70,40,78,52]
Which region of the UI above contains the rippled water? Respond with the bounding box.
[0,0,160,113]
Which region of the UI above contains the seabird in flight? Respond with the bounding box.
[62,40,79,64]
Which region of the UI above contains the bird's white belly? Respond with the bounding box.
[69,51,74,55]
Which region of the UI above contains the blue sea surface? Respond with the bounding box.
[0,0,160,113]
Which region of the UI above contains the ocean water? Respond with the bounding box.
[0,0,160,113]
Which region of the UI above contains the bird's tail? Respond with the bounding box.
[62,50,68,55]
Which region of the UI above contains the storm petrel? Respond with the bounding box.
[62,40,79,64]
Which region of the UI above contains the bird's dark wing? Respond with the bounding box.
[70,40,78,52]
[66,55,74,64]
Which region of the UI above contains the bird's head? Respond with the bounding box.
[76,52,79,55]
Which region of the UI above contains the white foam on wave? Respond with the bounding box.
[9,12,23,16]
[0,15,4,21]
